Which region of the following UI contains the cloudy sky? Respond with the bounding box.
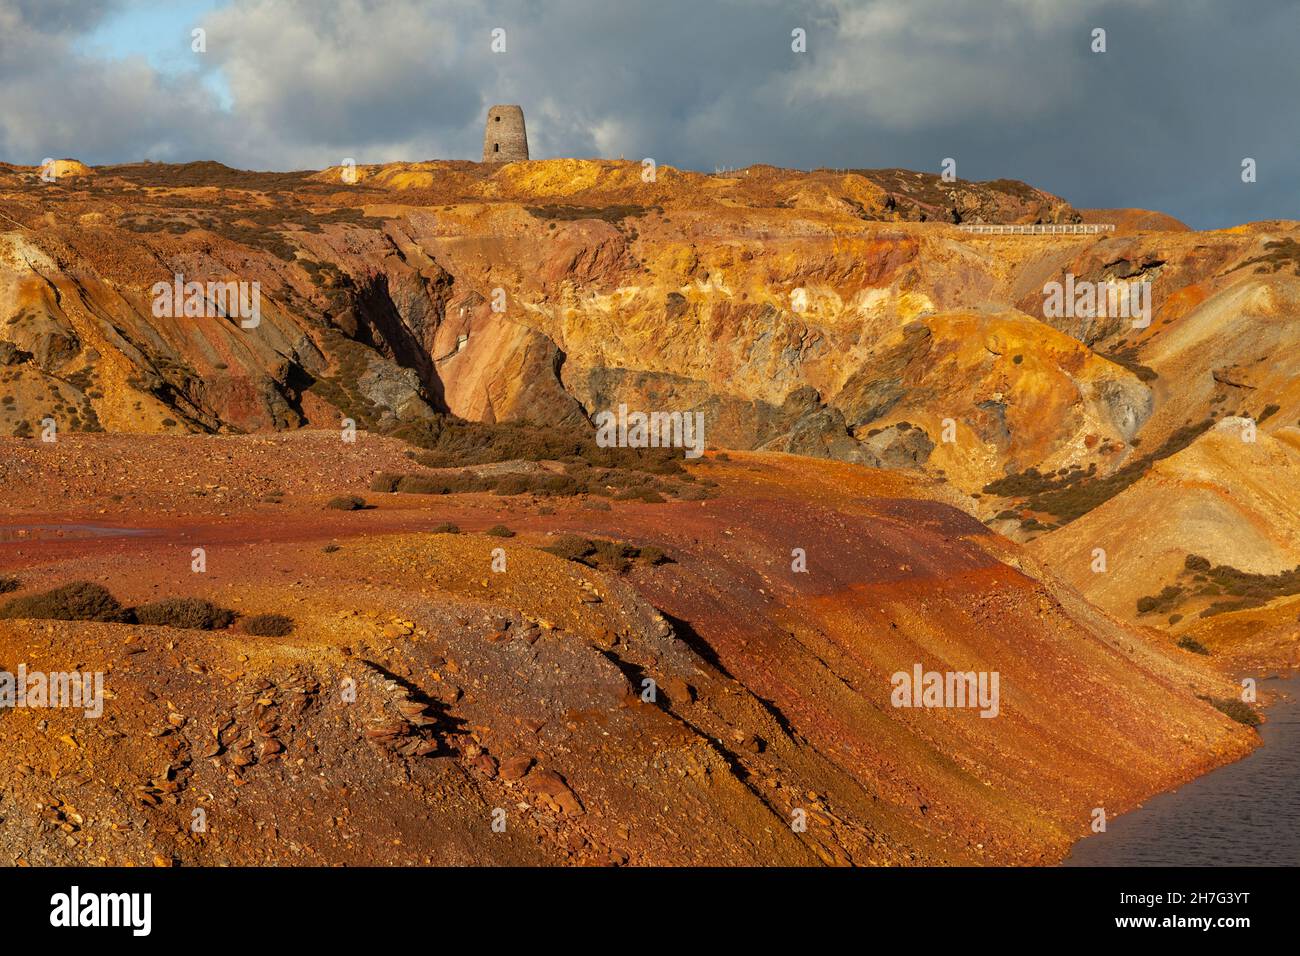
[1,0,1295,228]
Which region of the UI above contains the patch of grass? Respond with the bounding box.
[1176,635,1210,655]
[243,613,294,637]
[0,581,130,622]
[0,576,20,594]
[135,598,235,631]
[486,525,515,538]
[431,522,460,534]
[322,544,341,553]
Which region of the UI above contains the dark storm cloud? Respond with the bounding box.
[0,0,1295,228]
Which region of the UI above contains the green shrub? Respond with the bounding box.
[135,598,235,630]
[243,613,294,637]
[0,581,130,622]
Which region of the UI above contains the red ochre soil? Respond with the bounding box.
[0,433,1255,866]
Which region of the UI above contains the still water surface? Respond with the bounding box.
[1066,680,1300,866]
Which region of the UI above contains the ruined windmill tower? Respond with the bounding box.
[482,105,529,162]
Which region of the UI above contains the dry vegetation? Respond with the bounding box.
[540,535,670,573]
[1136,553,1300,620]
[984,419,1217,526]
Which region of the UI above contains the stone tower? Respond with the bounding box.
[482,105,528,163]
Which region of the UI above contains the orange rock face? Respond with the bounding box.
[0,159,1293,866]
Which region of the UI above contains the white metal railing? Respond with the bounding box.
[955,223,1116,235]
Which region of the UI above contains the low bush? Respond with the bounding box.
[0,581,130,622]
[541,535,671,573]
[1176,636,1210,655]
[395,472,496,495]
[390,415,686,476]
[0,576,20,594]
[486,525,515,538]
[243,613,294,637]
[1199,695,1261,728]
[540,535,595,562]
[325,495,366,511]
[493,474,533,496]
[1136,584,1183,615]
[135,597,235,631]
